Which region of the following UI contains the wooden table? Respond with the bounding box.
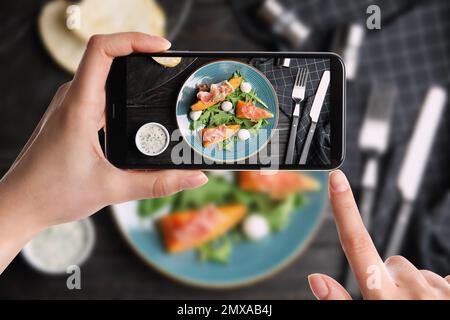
[0,0,343,299]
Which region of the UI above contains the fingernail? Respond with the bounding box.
[329,170,349,193]
[162,38,172,50]
[181,172,208,189]
[308,274,329,300]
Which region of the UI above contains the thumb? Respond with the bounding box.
[308,273,353,300]
[108,169,208,203]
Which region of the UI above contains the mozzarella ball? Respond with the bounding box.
[243,214,269,241]
[221,101,233,112]
[238,129,251,141]
[189,110,202,121]
[240,81,252,93]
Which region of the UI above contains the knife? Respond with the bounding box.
[299,70,330,165]
[383,86,447,259]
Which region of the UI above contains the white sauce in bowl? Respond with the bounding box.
[21,219,95,274]
[135,122,170,156]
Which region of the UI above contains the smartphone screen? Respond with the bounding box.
[106,52,345,170]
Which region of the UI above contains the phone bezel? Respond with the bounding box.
[106,51,345,170]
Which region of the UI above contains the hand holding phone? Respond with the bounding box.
[0,33,209,274]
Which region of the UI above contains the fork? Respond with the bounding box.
[285,67,308,164]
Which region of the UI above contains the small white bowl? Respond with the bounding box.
[21,218,95,275]
[135,122,170,156]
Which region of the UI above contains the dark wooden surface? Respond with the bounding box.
[0,0,343,299]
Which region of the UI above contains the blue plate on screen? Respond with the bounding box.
[175,60,279,163]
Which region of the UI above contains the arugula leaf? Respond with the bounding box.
[190,120,204,131]
[232,70,242,78]
[208,110,234,127]
[218,140,232,151]
[293,193,308,207]
[227,93,240,107]
[138,196,173,218]
[248,119,268,136]
[234,118,254,129]
[260,193,306,232]
[198,236,232,264]
[229,229,244,242]
[245,89,269,109]
[253,96,270,109]
[262,195,295,231]
[198,108,212,123]
[171,175,235,212]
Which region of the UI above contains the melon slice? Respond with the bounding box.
[160,204,247,253]
[202,124,240,147]
[239,171,320,200]
[229,76,242,89]
[236,100,273,121]
[191,99,217,111]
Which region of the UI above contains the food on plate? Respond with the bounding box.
[236,100,274,121]
[221,101,233,112]
[188,70,272,150]
[197,83,210,92]
[160,204,246,253]
[138,172,321,263]
[202,124,240,147]
[237,129,251,141]
[73,0,165,41]
[152,57,182,68]
[242,214,270,241]
[191,80,235,111]
[189,110,202,121]
[228,74,242,89]
[240,81,252,93]
[239,171,321,200]
[38,1,87,73]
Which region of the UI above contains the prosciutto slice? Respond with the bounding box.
[196,80,234,104]
[202,124,228,143]
[201,124,240,147]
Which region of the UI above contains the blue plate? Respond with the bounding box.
[176,60,279,163]
[111,172,327,288]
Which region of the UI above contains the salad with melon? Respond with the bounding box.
[188,71,274,150]
[138,171,320,264]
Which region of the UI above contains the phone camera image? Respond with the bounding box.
[107,53,344,170]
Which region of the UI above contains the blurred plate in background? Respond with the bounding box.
[110,171,327,288]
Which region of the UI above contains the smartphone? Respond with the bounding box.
[106,52,345,170]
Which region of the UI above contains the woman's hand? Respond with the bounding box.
[308,170,450,300]
[0,33,207,273]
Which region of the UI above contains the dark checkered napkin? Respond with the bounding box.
[250,58,331,164]
[280,0,450,269]
[419,193,450,275]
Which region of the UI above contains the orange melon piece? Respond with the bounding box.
[202,124,240,147]
[239,171,320,200]
[229,76,242,89]
[191,99,217,111]
[160,204,247,253]
[236,100,273,120]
